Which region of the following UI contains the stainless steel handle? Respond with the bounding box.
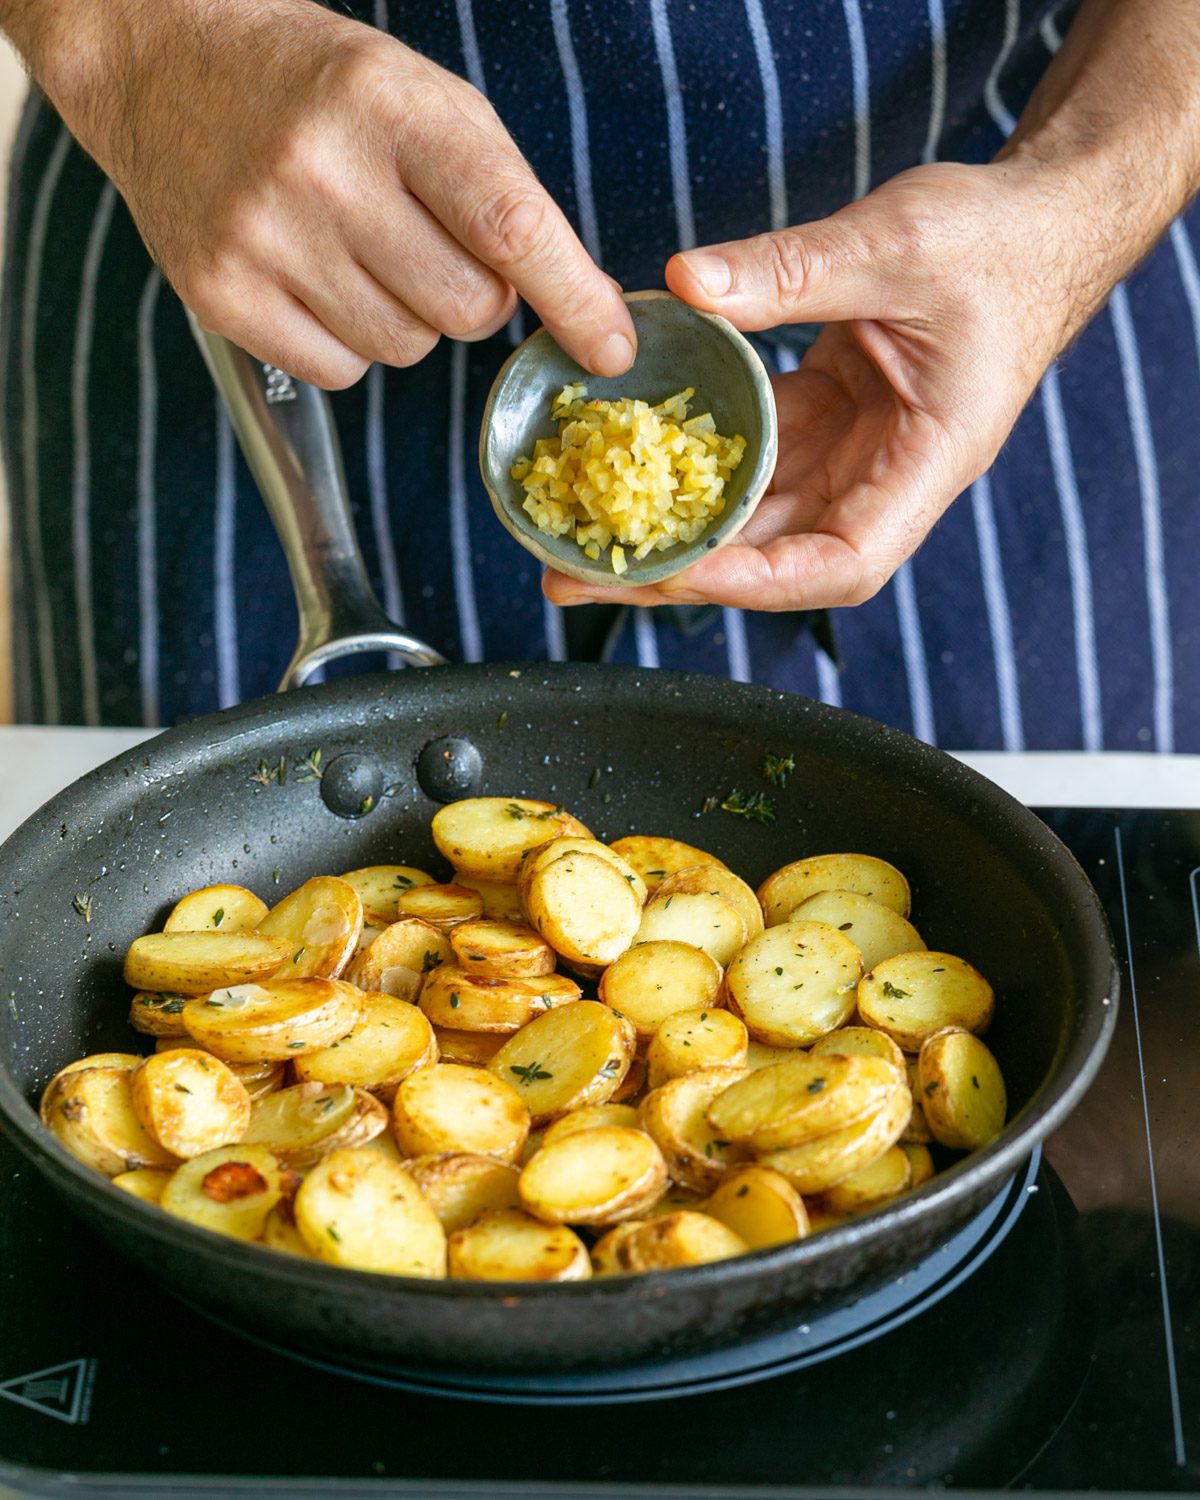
[187,314,445,689]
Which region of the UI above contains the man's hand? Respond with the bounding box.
[22,0,635,388]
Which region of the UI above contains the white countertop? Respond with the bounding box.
[0,728,1197,836]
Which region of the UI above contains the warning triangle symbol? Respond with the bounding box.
[0,1358,94,1425]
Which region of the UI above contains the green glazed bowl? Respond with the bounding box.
[478,289,778,588]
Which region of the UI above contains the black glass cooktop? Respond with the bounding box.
[1,808,1197,1498]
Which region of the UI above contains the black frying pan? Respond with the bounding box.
[0,334,1119,1378]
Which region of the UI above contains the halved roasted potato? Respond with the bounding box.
[129,990,190,1038]
[655,864,764,944]
[261,1196,311,1258]
[152,1040,284,1101]
[917,1027,1007,1149]
[295,1147,446,1277]
[124,931,293,996]
[393,1064,530,1164]
[598,940,724,1039]
[432,798,591,883]
[450,918,556,979]
[519,1127,668,1226]
[517,836,647,907]
[419,967,581,1034]
[453,877,526,924]
[808,1024,907,1074]
[41,1054,142,1105]
[612,1055,648,1104]
[406,1153,522,1234]
[542,1103,642,1147]
[634,889,746,968]
[857,952,994,1053]
[789,890,925,971]
[639,1067,752,1193]
[447,1209,591,1281]
[112,1167,173,1204]
[159,1144,285,1240]
[607,836,724,895]
[346,917,452,1001]
[644,1007,749,1090]
[614,1211,748,1271]
[705,1052,903,1151]
[759,1079,912,1195]
[725,921,862,1047]
[430,1026,507,1067]
[242,1082,388,1167]
[523,850,643,977]
[42,1066,178,1175]
[339,865,436,924]
[758,854,911,926]
[394,883,484,931]
[901,1141,935,1188]
[821,1143,913,1213]
[163,884,270,935]
[590,1221,644,1275]
[744,1039,806,1070]
[181,977,366,1063]
[902,1058,934,1143]
[294,993,438,1099]
[487,1001,636,1124]
[703,1165,809,1249]
[258,876,364,979]
[131,1048,252,1158]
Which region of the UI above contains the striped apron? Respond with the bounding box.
[4,0,1199,751]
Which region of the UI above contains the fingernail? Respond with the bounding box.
[590,332,635,377]
[682,252,732,298]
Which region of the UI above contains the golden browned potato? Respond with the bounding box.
[634,889,746,968]
[124,931,293,996]
[487,1001,636,1124]
[450,918,556,978]
[111,1167,173,1204]
[705,1052,903,1151]
[295,1148,447,1277]
[590,1220,644,1275]
[744,1039,806,1070]
[258,876,364,979]
[163,884,270,935]
[393,1064,530,1163]
[447,1209,591,1281]
[522,850,643,977]
[902,1058,934,1143]
[655,864,764,944]
[612,1055,648,1103]
[615,1211,748,1271]
[759,1079,912,1195]
[517,836,647,907]
[395,883,485,931]
[809,1024,907,1074]
[405,1153,522,1234]
[639,1067,752,1193]
[339,865,436,924]
[131,1048,251,1158]
[702,1165,809,1249]
[644,1008,749,1090]
[242,1082,388,1167]
[725,921,862,1047]
[181,977,366,1063]
[821,1144,913,1213]
[432,798,591,883]
[42,1066,178,1176]
[129,991,190,1038]
[758,854,911,926]
[41,1055,142,1106]
[598,940,723,1040]
[430,1026,507,1067]
[293,993,438,1100]
[519,1127,668,1226]
[607,836,724,894]
[857,952,994,1053]
[159,1144,285,1240]
[260,1197,311,1258]
[542,1103,642,1146]
[788,890,925,971]
[900,1141,935,1188]
[152,1040,284,1101]
[346,917,453,1001]
[453,877,526,924]
[419,967,581,1034]
[917,1028,1006,1149]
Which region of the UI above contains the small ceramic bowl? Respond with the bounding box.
[478,289,778,588]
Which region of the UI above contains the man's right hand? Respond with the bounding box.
[23,0,635,387]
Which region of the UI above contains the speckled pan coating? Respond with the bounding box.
[0,665,1118,1377]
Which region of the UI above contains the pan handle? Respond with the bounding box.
[187,314,446,689]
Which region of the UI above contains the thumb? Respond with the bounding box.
[665,209,899,330]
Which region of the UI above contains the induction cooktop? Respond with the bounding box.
[0,809,1196,1497]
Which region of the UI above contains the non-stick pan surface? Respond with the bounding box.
[0,664,1118,1374]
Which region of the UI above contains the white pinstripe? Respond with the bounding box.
[839,0,871,199]
[1168,220,1200,381]
[742,0,788,231]
[970,473,1024,752]
[1039,10,1063,53]
[984,0,1020,136]
[1109,283,1174,753]
[136,267,163,728]
[449,339,484,662]
[648,0,696,250]
[550,0,602,260]
[723,609,751,682]
[634,609,660,669]
[1039,366,1104,750]
[454,0,486,91]
[922,0,947,165]
[366,362,405,674]
[373,0,387,29]
[815,649,842,708]
[893,561,936,744]
[19,123,72,724]
[542,599,568,661]
[214,403,241,708]
[70,180,117,726]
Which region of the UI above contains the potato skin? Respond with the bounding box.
[518,1127,668,1227]
[130,1048,252,1158]
[124,932,293,996]
[639,1067,753,1193]
[917,1028,1007,1149]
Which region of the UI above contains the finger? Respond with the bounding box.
[287,258,441,369]
[189,277,370,390]
[404,125,636,376]
[665,207,902,330]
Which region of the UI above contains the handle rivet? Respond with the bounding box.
[417,737,483,803]
[320,753,384,819]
